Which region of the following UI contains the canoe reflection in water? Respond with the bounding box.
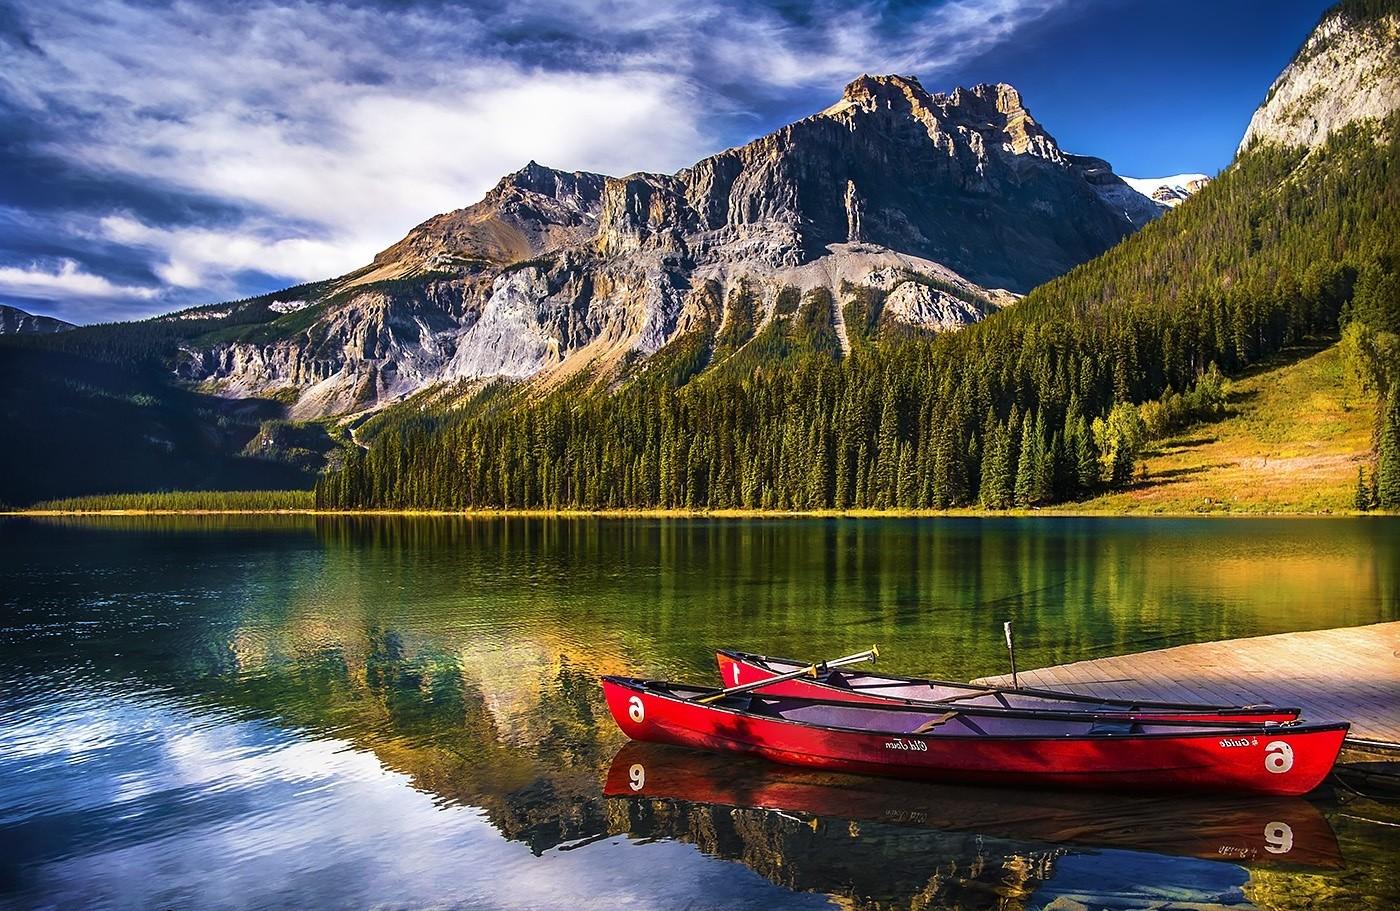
[604,742,1342,873]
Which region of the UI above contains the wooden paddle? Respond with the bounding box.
[694,646,879,704]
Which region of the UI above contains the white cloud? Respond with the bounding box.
[1,0,1064,310]
[100,215,368,288]
[0,259,158,301]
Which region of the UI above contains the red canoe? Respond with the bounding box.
[601,676,1347,796]
[717,649,1302,724]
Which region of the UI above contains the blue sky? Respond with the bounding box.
[0,0,1334,324]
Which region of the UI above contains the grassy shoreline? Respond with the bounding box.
[5,505,1393,518]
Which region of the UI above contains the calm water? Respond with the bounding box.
[1,515,1398,910]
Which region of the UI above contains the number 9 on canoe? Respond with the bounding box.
[628,695,645,724]
[1265,741,1294,774]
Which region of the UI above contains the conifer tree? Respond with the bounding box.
[1378,391,1400,509]
[1014,413,1043,507]
[978,418,1012,510]
[1033,413,1056,503]
[1355,465,1373,512]
[1071,416,1098,494]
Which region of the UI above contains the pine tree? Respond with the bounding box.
[931,421,968,508]
[979,418,1013,509]
[1033,413,1055,504]
[1355,465,1373,512]
[1378,391,1400,509]
[1014,413,1043,507]
[874,393,900,508]
[1074,416,1100,494]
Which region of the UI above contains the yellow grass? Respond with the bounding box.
[1076,340,1378,514]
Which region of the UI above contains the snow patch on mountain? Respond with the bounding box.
[1121,174,1210,207]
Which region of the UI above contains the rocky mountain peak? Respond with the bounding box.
[181,70,1180,417]
[491,160,605,201]
[1239,4,1400,153]
[840,73,927,106]
[945,82,1025,116]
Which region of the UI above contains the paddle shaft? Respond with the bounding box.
[696,647,878,704]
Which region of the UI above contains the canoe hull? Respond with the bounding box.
[716,650,1302,724]
[602,677,1346,797]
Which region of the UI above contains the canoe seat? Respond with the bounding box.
[1088,720,1140,735]
[912,712,960,734]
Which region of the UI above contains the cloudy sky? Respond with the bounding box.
[0,0,1332,324]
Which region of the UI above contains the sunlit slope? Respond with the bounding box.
[1078,340,1376,513]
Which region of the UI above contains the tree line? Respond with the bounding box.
[30,489,316,512]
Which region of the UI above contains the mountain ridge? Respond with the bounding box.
[12,2,1396,509]
[175,74,1171,418]
[0,304,74,335]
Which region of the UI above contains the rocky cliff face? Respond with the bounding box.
[182,75,1172,418]
[1239,6,1400,152]
[0,304,74,334]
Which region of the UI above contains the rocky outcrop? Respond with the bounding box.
[1071,155,1171,228]
[0,304,74,334]
[880,280,991,331]
[178,278,476,419]
[1239,6,1400,152]
[179,74,1168,417]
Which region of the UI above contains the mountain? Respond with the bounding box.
[314,0,1400,512]
[0,304,73,335]
[1240,2,1400,153]
[1120,174,1211,207]
[173,76,1166,418]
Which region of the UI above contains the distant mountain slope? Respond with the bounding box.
[0,346,327,507]
[0,304,73,335]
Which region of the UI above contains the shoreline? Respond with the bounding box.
[4,506,1393,519]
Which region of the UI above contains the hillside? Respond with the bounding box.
[1077,340,1377,513]
[0,304,73,335]
[0,346,328,506]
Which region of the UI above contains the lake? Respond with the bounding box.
[2,515,1398,909]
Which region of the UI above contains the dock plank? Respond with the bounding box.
[975,621,1400,747]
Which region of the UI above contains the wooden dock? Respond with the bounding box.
[975,621,1400,749]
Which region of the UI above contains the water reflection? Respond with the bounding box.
[2,515,1399,909]
[604,743,1343,870]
